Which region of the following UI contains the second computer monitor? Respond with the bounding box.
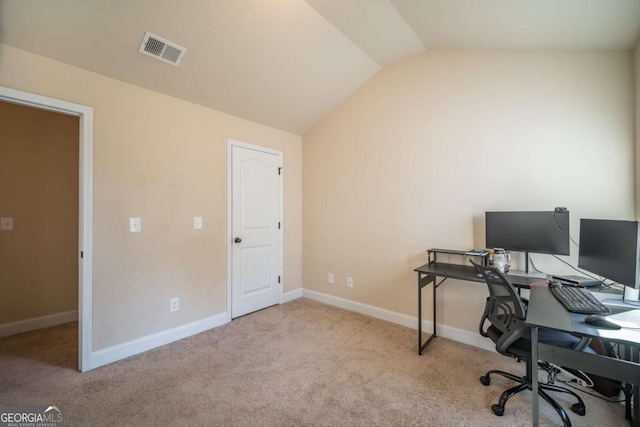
[578,219,640,289]
[485,210,570,255]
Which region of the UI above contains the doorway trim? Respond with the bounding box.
[227,139,284,321]
[0,86,93,372]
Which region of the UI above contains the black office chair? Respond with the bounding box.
[470,261,590,427]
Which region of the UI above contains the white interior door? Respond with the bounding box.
[231,143,282,318]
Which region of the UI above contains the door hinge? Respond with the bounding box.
[81,251,83,259]
[278,222,281,229]
[278,167,282,175]
[278,276,281,283]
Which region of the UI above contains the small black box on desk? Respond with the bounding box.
[551,275,603,288]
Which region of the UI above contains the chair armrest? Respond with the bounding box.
[574,336,592,351]
[495,323,530,355]
[479,297,491,337]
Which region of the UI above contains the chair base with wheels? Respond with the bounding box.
[479,358,586,426]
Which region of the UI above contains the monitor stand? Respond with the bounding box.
[602,287,640,310]
[511,251,545,277]
[623,287,640,306]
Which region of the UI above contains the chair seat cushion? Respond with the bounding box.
[487,326,592,359]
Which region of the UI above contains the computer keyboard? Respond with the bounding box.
[550,284,610,314]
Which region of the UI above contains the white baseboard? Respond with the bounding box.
[282,288,303,303]
[88,288,493,370]
[90,312,229,370]
[302,289,495,353]
[0,310,78,337]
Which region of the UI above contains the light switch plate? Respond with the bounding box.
[194,216,203,230]
[129,217,141,233]
[1,217,13,231]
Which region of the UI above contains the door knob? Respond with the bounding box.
[234,237,242,243]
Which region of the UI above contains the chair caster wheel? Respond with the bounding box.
[571,403,585,416]
[491,404,504,416]
[479,376,491,386]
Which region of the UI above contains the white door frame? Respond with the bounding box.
[0,86,93,372]
[227,139,283,321]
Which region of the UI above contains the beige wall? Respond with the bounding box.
[0,102,79,324]
[1,41,634,351]
[0,44,302,350]
[636,40,640,218]
[303,50,635,333]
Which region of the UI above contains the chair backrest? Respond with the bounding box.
[471,260,529,354]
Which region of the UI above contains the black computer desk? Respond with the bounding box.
[527,285,640,426]
[414,261,545,354]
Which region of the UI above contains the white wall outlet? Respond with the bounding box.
[328,273,334,284]
[0,217,14,231]
[194,216,203,230]
[129,217,141,233]
[170,297,180,312]
[347,277,354,288]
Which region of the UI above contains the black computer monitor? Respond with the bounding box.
[578,219,640,290]
[485,211,570,255]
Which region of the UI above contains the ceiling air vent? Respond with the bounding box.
[138,32,186,66]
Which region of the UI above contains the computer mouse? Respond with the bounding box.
[584,314,621,330]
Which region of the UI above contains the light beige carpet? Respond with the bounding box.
[0,298,629,426]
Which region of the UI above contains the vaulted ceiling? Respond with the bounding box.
[1,0,639,134]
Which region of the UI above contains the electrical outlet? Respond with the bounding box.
[194,216,203,230]
[0,217,14,231]
[328,273,334,284]
[170,297,180,312]
[129,217,141,233]
[347,277,353,288]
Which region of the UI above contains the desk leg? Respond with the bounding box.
[418,273,436,354]
[634,346,640,427]
[531,326,539,427]
[433,273,436,340]
[621,345,640,426]
[418,273,422,353]
[623,346,632,423]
